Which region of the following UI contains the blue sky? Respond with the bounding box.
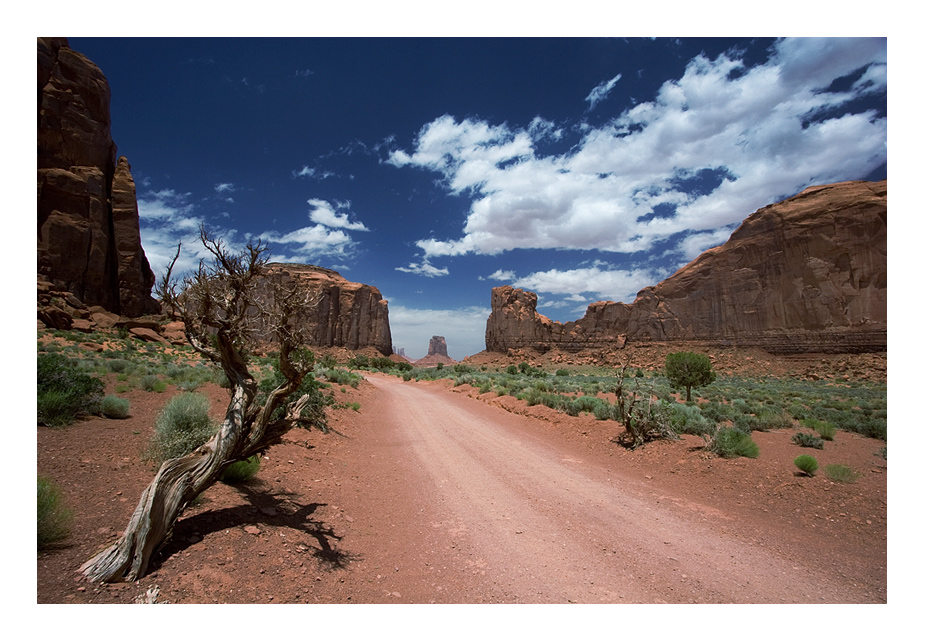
[65,36,887,360]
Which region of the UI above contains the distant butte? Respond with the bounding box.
[413,335,457,367]
[485,180,886,356]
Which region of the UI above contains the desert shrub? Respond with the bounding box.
[556,369,570,377]
[219,455,261,484]
[38,475,72,548]
[710,427,760,459]
[824,464,860,483]
[814,421,836,441]
[750,409,793,432]
[141,374,167,392]
[37,353,104,426]
[792,432,824,449]
[505,365,518,375]
[700,400,739,424]
[101,395,131,419]
[106,358,133,373]
[666,402,715,436]
[794,454,818,476]
[593,401,618,421]
[147,392,217,465]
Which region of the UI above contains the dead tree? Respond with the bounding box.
[81,228,322,583]
[612,361,677,450]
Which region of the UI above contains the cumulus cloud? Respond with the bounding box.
[307,199,369,231]
[387,38,886,265]
[485,269,516,281]
[585,73,622,110]
[260,199,369,260]
[512,265,665,303]
[395,260,449,278]
[138,189,215,278]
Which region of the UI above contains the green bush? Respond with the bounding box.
[824,464,859,483]
[794,454,818,476]
[141,374,167,393]
[665,351,716,402]
[38,475,72,548]
[147,392,217,465]
[37,353,104,426]
[802,417,836,440]
[101,395,131,419]
[792,432,824,449]
[666,402,715,436]
[219,455,261,484]
[711,427,760,459]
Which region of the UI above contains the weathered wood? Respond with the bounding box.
[81,229,321,582]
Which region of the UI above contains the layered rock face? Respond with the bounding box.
[486,180,887,355]
[37,37,158,317]
[428,336,449,357]
[256,264,392,355]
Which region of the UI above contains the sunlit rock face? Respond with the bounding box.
[255,263,393,355]
[486,180,887,355]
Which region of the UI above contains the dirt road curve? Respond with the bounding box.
[359,374,873,604]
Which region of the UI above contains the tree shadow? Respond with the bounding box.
[149,479,358,573]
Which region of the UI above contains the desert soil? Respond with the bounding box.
[37,365,886,605]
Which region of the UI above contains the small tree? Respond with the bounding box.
[665,351,716,402]
[80,228,325,583]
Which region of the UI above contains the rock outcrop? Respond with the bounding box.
[255,264,392,355]
[428,336,449,358]
[486,180,887,355]
[414,335,456,367]
[37,37,158,317]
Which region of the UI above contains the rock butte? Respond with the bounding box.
[414,336,457,367]
[485,179,886,356]
[255,264,393,356]
[37,37,159,318]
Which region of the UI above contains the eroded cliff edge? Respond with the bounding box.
[37,37,159,317]
[486,180,886,355]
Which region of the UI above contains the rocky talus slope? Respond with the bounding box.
[486,180,886,355]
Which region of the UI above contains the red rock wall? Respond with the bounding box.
[256,264,393,355]
[37,38,158,317]
[486,180,887,355]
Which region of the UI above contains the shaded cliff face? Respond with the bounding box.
[37,38,158,317]
[486,180,887,355]
[256,264,392,355]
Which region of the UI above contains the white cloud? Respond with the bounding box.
[138,189,216,279]
[585,73,622,110]
[485,269,516,281]
[388,304,491,360]
[395,260,449,278]
[215,182,235,193]
[388,38,886,264]
[512,265,664,303]
[307,199,369,231]
[294,165,335,180]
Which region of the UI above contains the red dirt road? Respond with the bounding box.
[38,371,887,606]
[358,374,882,604]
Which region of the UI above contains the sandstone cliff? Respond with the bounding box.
[486,180,887,355]
[37,37,158,318]
[256,264,392,355]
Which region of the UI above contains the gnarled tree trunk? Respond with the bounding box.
[81,230,321,582]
